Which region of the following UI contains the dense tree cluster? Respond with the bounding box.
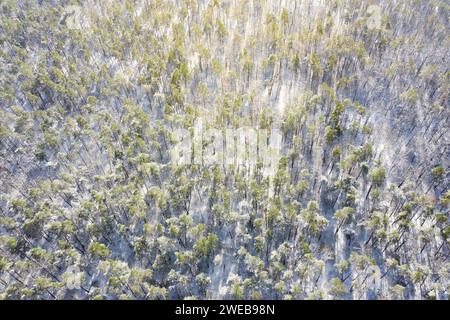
[0,0,449,299]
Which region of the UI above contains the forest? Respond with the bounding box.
[0,0,449,300]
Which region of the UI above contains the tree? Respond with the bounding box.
[367,166,386,199]
[193,233,218,260]
[300,201,329,237]
[370,167,386,186]
[88,242,110,259]
[334,207,355,234]
[329,277,347,299]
